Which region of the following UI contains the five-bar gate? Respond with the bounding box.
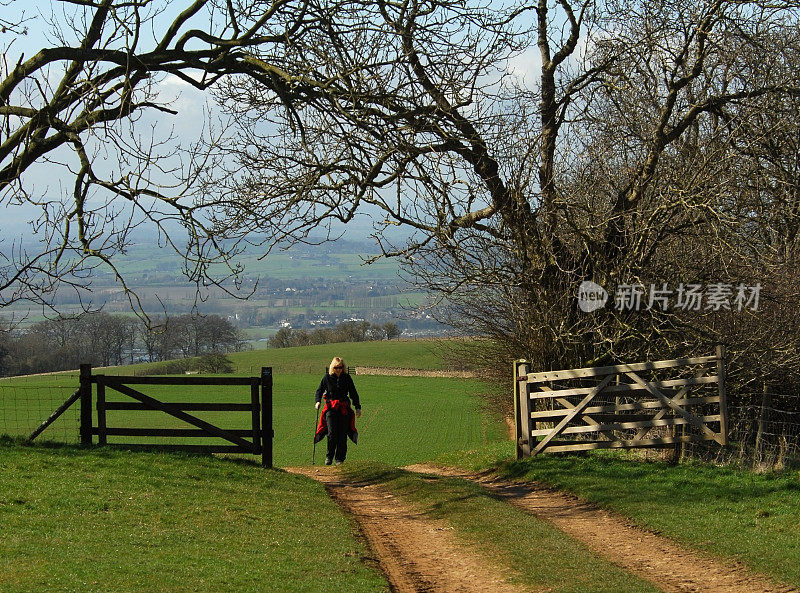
[514,347,728,458]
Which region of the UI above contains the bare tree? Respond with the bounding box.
[5,0,800,401]
[205,0,798,380]
[209,0,800,392]
[0,0,323,318]
[700,39,800,396]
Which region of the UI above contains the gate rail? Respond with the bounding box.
[514,346,728,458]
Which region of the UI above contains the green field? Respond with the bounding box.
[0,444,389,593]
[0,340,497,465]
[0,373,503,466]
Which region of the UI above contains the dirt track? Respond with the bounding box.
[288,466,528,593]
[290,465,799,593]
[407,464,799,593]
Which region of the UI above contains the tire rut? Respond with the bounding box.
[287,466,532,593]
[406,463,799,593]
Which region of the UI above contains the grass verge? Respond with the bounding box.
[340,461,661,593]
[439,449,800,589]
[0,442,389,593]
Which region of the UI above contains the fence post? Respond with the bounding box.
[514,359,531,459]
[261,367,273,468]
[716,344,729,446]
[251,378,262,454]
[96,376,107,446]
[79,364,92,447]
[755,381,771,463]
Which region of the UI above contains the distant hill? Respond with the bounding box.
[1,222,451,338]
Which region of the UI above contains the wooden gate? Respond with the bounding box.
[514,347,728,458]
[78,364,274,468]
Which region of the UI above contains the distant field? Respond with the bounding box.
[85,238,406,281]
[0,236,423,326]
[201,250,404,281]
[230,339,467,374]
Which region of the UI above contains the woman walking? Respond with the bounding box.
[314,357,361,465]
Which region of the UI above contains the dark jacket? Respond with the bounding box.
[315,372,361,410]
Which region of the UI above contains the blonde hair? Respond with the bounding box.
[329,357,347,374]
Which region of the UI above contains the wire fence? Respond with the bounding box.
[681,402,800,470]
[0,373,82,443]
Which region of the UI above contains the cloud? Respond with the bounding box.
[505,46,543,88]
[157,74,211,118]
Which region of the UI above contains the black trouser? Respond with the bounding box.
[325,408,348,462]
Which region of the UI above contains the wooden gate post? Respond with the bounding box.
[716,344,729,446]
[261,367,273,468]
[514,360,531,459]
[251,377,262,454]
[79,364,93,447]
[96,376,107,446]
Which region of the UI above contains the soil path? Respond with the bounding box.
[406,463,799,593]
[287,466,532,593]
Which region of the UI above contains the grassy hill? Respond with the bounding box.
[229,339,465,375]
[3,339,800,591]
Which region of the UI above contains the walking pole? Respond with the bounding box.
[312,403,321,465]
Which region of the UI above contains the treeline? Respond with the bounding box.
[269,321,401,348]
[0,313,242,376]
